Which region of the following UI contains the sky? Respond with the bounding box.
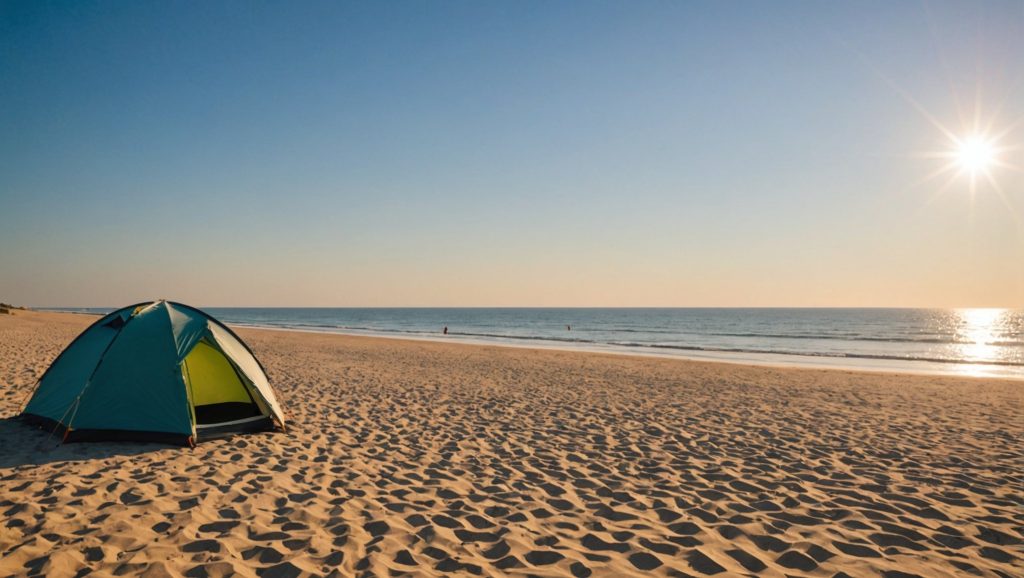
[1,1,1022,307]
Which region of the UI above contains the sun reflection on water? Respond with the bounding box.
[955,308,1008,376]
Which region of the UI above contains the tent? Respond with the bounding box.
[20,300,286,445]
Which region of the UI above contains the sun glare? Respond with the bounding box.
[941,130,1010,199]
[955,135,996,175]
[957,308,1006,372]
[893,79,1020,208]
[914,124,1016,202]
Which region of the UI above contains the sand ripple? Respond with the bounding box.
[1,311,1022,577]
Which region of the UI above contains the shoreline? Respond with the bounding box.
[37,309,1024,380]
[230,322,1024,381]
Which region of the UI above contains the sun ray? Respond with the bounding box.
[843,14,1019,213]
[897,160,959,199]
[991,113,1024,142]
[922,2,969,132]
[972,79,983,134]
[922,169,965,208]
[982,171,1021,224]
[991,159,1021,173]
[851,50,962,143]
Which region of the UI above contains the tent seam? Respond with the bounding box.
[19,302,149,416]
[59,304,149,437]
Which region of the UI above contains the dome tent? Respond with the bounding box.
[20,301,286,445]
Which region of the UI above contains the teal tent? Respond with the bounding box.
[21,301,286,445]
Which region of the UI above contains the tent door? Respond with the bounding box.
[181,339,262,426]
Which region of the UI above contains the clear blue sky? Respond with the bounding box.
[2,1,1022,307]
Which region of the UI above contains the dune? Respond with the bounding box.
[1,310,1022,577]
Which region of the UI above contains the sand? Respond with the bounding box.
[1,310,1022,578]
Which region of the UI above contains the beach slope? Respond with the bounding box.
[1,310,1022,577]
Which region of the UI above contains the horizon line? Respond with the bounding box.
[29,304,1023,310]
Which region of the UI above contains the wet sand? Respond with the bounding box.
[1,310,1022,577]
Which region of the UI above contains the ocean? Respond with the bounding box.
[44,307,1024,379]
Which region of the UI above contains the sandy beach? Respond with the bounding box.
[1,310,1022,578]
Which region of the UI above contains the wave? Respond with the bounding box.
[228,320,1024,369]
[694,331,1024,346]
[556,327,1022,346]
[447,330,598,344]
[614,343,1024,368]
[233,320,1022,347]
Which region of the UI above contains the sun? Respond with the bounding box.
[955,135,997,176]
[914,126,1014,201]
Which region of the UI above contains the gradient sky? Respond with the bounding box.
[2,1,1022,307]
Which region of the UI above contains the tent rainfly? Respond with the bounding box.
[20,300,286,445]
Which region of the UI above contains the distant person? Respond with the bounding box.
[443,326,448,335]
[567,325,571,331]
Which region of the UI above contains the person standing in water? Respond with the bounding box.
[443,326,448,335]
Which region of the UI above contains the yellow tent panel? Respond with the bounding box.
[182,340,252,406]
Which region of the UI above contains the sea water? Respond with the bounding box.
[46,307,1024,379]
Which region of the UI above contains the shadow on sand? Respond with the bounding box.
[0,417,174,468]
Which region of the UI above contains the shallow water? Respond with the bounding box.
[46,307,1024,379]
